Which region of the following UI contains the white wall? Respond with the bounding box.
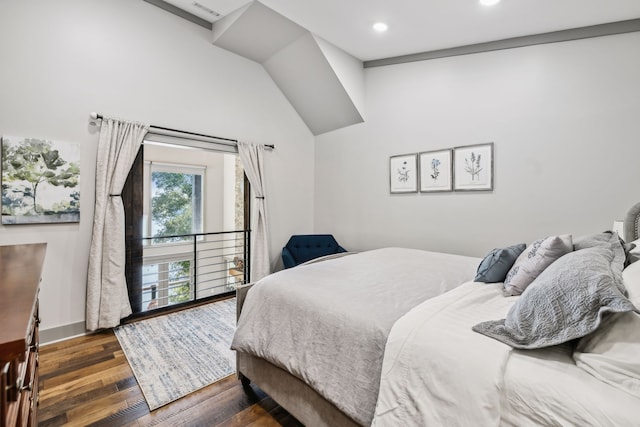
[315,32,640,257]
[0,0,314,337]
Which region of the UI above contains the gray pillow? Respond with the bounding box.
[503,234,573,296]
[573,232,616,251]
[574,231,637,267]
[474,243,527,283]
[473,234,638,349]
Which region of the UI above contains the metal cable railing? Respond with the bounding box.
[129,230,250,314]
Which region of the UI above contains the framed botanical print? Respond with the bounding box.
[453,143,494,191]
[389,153,418,193]
[419,149,452,192]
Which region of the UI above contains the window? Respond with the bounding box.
[144,162,205,244]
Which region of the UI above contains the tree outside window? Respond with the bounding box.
[151,170,203,242]
[148,166,204,304]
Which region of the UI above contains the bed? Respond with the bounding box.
[232,212,640,426]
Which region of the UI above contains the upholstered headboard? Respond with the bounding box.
[624,202,640,243]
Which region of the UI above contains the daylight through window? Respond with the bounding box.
[123,139,249,315]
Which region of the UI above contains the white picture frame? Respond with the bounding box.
[389,153,418,193]
[453,142,494,191]
[419,149,452,192]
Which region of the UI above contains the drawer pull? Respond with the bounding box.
[9,378,33,392]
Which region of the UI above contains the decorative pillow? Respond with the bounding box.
[473,234,638,349]
[624,258,640,303]
[573,232,617,251]
[628,238,640,265]
[574,231,637,266]
[474,243,527,283]
[503,234,573,296]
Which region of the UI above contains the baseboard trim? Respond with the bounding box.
[40,321,88,345]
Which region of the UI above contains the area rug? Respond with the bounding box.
[114,298,236,410]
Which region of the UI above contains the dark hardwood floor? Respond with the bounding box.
[38,330,304,426]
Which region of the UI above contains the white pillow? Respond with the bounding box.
[503,234,573,296]
[625,255,640,303]
[573,260,640,399]
[629,238,640,265]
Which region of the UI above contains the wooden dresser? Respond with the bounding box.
[0,244,46,427]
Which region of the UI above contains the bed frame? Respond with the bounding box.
[236,283,361,427]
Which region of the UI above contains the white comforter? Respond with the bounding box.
[372,282,640,426]
[372,281,513,426]
[232,248,480,426]
[501,344,640,426]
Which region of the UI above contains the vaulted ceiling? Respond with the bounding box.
[150,0,640,135]
[161,0,640,61]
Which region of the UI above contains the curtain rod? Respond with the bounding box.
[90,112,275,150]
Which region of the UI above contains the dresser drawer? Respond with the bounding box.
[1,362,9,425]
[17,348,38,427]
[0,327,39,427]
[0,243,46,427]
[1,360,19,427]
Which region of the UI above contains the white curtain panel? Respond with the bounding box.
[237,141,271,281]
[86,118,149,331]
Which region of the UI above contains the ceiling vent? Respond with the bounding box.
[193,2,220,17]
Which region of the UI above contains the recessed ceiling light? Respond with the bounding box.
[373,22,388,33]
[479,0,501,5]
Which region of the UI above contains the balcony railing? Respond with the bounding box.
[128,230,250,315]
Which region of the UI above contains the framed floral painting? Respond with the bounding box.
[453,142,493,191]
[419,149,452,192]
[389,153,418,193]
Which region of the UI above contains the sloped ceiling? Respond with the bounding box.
[211,1,364,136]
[158,0,640,62]
[150,0,640,135]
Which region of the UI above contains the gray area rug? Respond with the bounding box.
[114,298,236,410]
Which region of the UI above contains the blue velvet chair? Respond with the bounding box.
[281,234,347,269]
